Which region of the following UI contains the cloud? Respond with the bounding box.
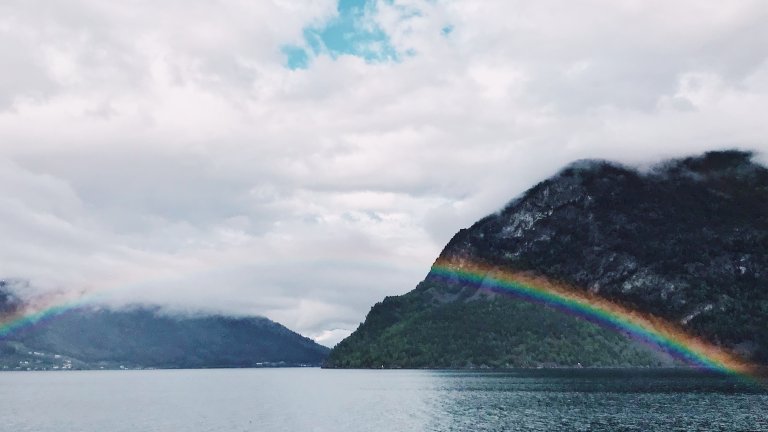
[0,0,767,344]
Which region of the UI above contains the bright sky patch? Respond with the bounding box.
[283,0,398,69]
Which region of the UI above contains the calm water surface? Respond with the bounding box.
[0,368,765,431]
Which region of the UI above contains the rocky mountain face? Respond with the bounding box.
[326,150,768,368]
[0,284,329,370]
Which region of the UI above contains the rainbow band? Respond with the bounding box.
[432,260,757,379]
[0,292,90,340]
[0,262,761,384]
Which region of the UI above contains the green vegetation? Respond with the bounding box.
[327,295,665,368]
[0,300,330,369]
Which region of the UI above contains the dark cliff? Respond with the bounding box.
[327,150,768,368]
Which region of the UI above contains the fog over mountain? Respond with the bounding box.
[1,0,767,345]
[0,282,329,369]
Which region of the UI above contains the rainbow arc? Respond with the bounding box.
[432,260,758,379]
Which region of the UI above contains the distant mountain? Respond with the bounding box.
[326,150,768,368]
[0,284,329,370]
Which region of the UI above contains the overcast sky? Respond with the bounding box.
[1,0,767,346]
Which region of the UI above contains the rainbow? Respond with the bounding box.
[0,262,762,384]
[432,260,760,380]
[0,291,89,340]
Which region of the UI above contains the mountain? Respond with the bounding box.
[326,150,768,368]
[0,284,329,370]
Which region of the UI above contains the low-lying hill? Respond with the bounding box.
[0,283,329,370]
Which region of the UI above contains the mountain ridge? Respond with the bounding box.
[326,150,768,368]
[0,283,330,370]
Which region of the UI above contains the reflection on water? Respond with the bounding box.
[423,369,767,431]
[0,368,765,432]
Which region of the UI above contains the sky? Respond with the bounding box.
[1,0,767,347]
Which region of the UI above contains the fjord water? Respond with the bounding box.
[0,369,765,431]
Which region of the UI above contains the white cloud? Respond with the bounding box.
[311,328,354,348]
[0,0,767,343]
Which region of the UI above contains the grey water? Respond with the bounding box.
[0,368,766,432]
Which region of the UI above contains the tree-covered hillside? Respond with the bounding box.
[0,285,329,370]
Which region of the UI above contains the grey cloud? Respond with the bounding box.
[0,31,57,109]
[0,0,767,344]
